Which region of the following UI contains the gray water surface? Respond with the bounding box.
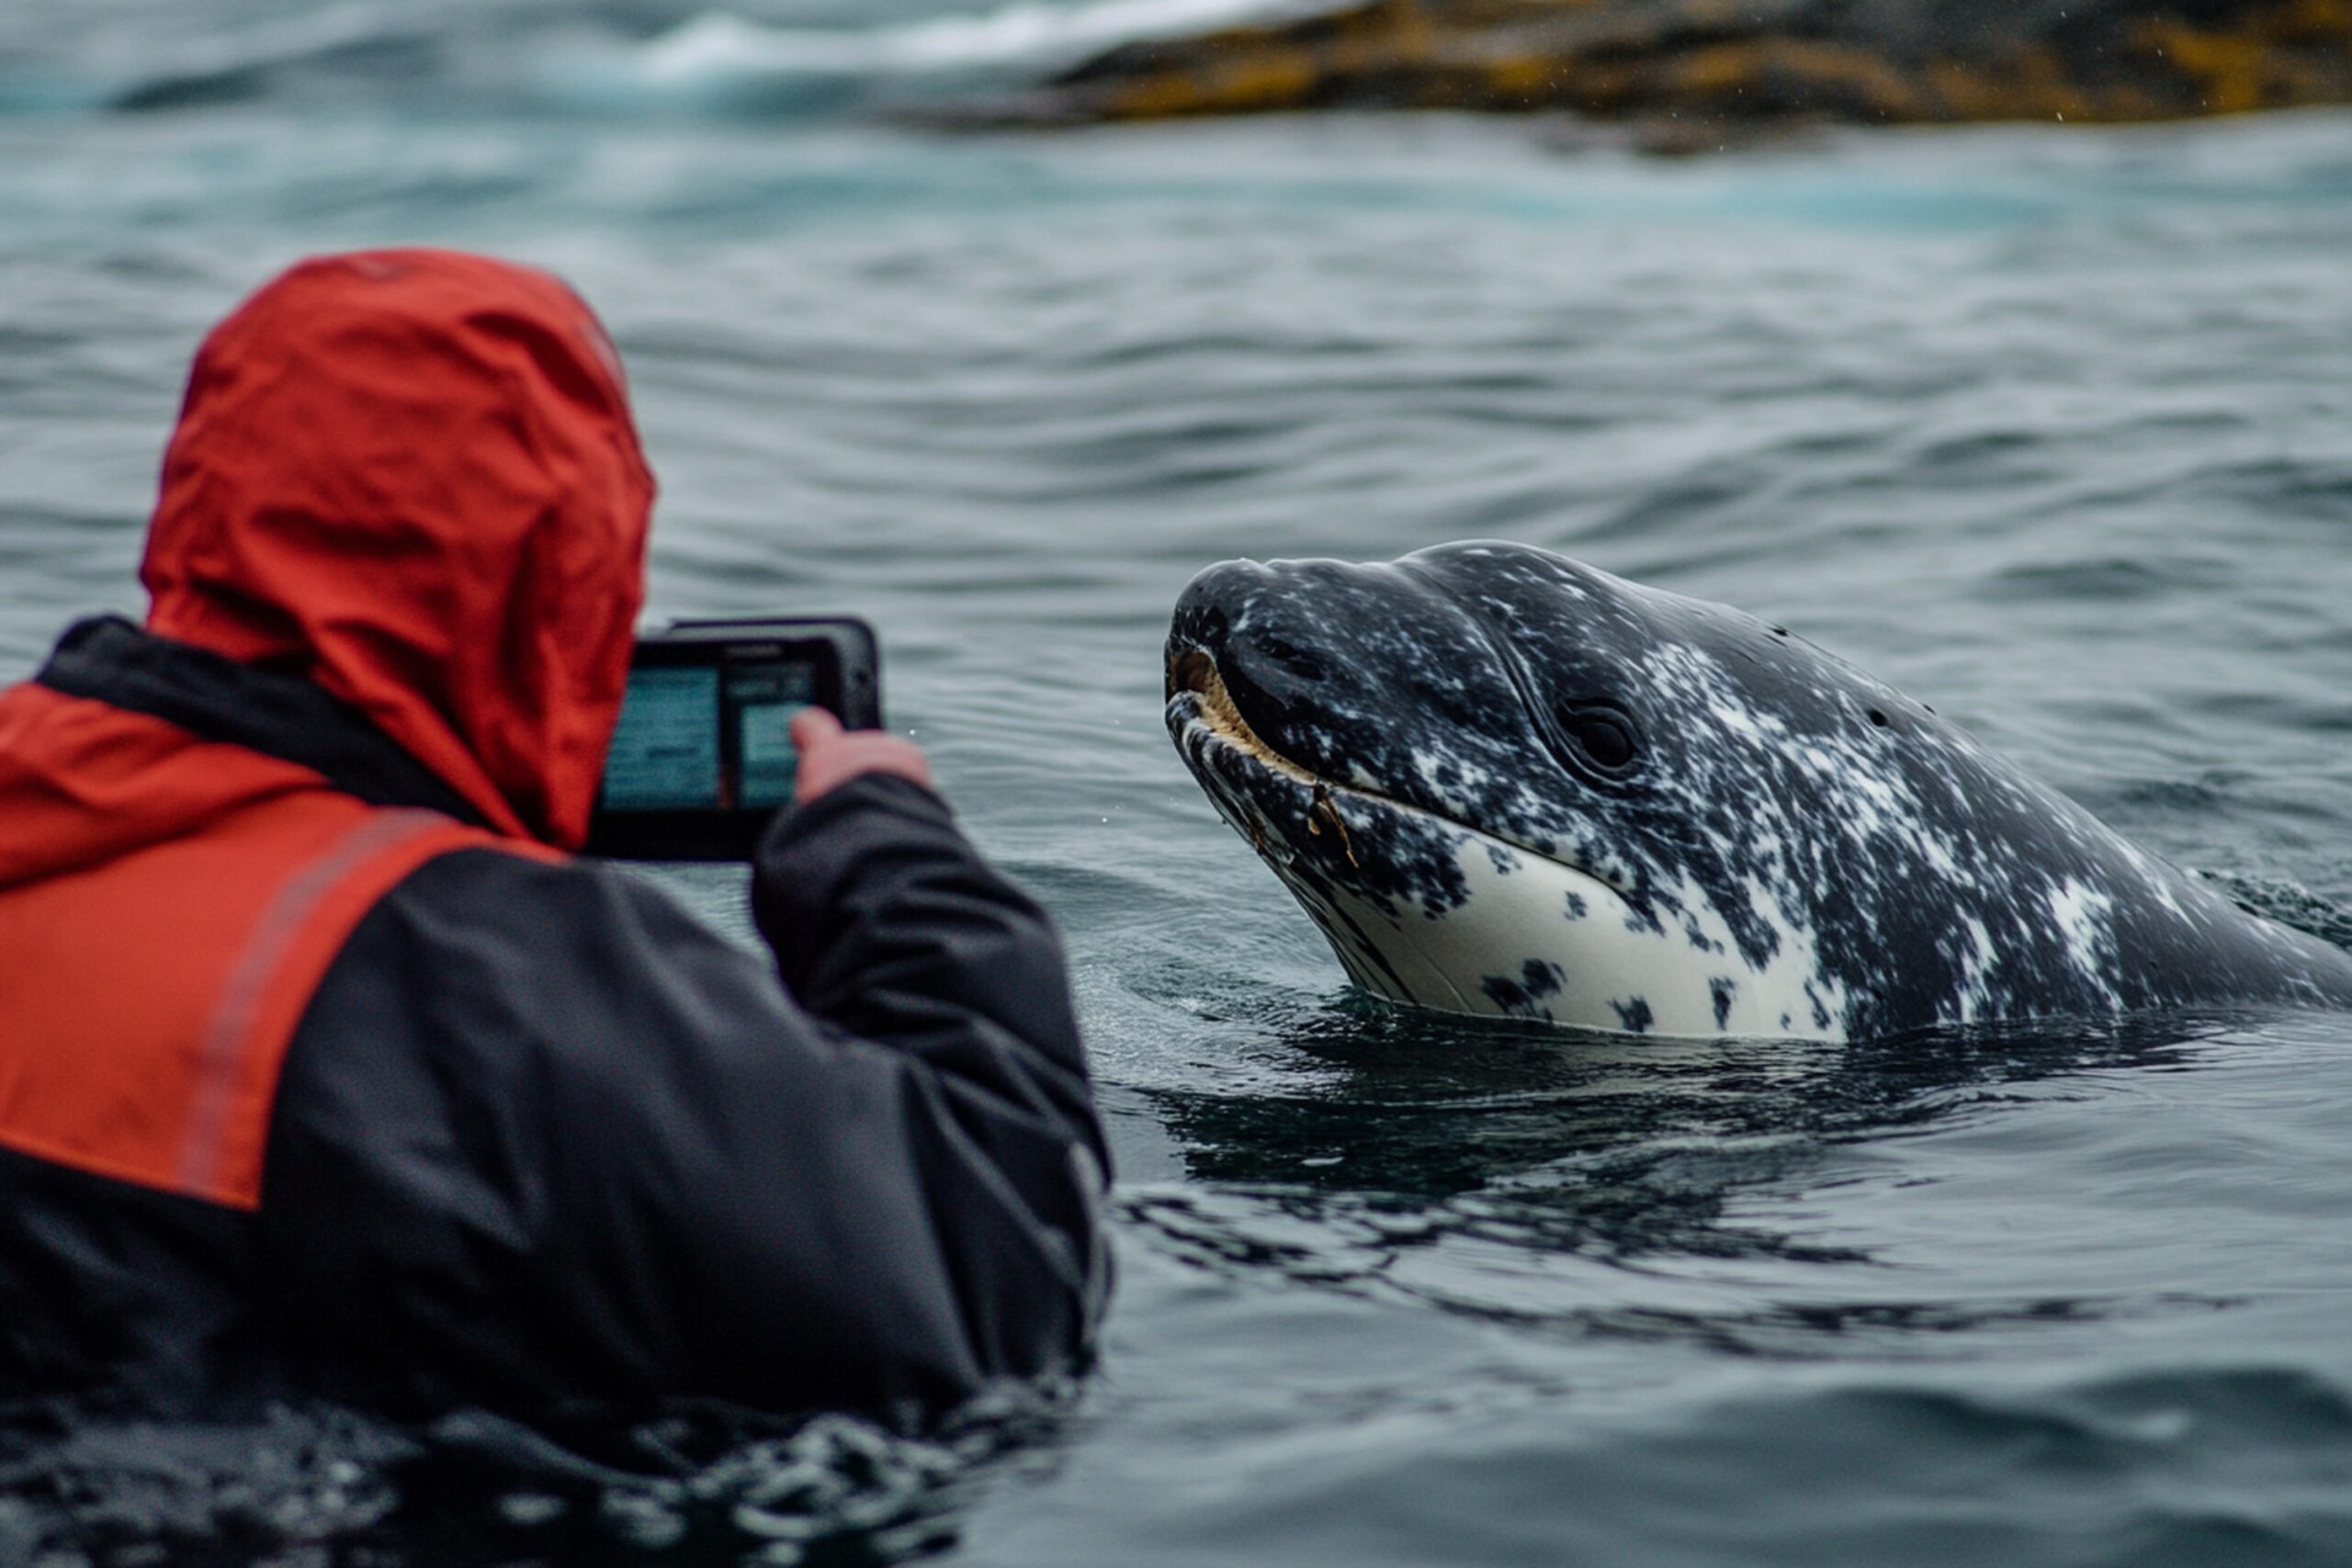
[4,8,2352,1559]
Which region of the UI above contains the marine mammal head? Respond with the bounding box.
[1167,543,1860,1034]
[1166,542,2347,1042]
[1168,547,1713,869]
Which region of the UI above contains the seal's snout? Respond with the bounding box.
[1167,558,1266,663]
[1163,558,1344,793]
[1169,558,1306,712]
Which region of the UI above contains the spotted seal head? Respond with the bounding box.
[1165,542,2352,1042]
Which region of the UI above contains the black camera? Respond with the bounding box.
[584,616,882,861]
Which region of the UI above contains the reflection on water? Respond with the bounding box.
[1149,992,2222,1194]
[1125,1001,2244,1354]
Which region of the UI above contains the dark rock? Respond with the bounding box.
[994,0,2352,136]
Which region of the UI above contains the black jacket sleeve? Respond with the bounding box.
[256,773,1108,1422]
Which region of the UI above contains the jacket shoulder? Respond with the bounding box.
[282,844,794,1101]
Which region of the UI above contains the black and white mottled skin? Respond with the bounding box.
[1165,542,2352,1042]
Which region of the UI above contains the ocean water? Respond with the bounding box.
[6,4,2352,1563]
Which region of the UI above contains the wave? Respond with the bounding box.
[0,3,444,115]
[648,0,1329,75]
[530,0,1340,115]
[0,0,1345,119]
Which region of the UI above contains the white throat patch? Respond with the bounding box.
[1264,791,1849,1041]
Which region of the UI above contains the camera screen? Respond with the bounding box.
[602,659,819,811]
[727,661,817,808]
[603,666,719,809]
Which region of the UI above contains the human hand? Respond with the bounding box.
[790,706,934,805]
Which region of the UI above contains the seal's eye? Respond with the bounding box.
[1576,716,1636,770]
[1555,705,1638,773]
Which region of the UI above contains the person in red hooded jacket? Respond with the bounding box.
[0,250,1108,1420]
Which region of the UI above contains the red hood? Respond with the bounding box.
[138,249,655,848]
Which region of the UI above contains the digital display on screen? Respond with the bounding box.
[588,620,873,859]
[729,662,816,807]
[601,657,821,814]
[602,666,721,809]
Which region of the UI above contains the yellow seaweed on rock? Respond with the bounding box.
[1032,0,2352,136]
[2140,3,2351,114]
[1101,48,1327,117]
[1659,39,1928,120]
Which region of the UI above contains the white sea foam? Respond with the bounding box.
[618,0,1336,85]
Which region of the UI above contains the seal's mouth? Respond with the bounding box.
[1166,639,1658,1024]
[1166,647,1325,787]
[1167,644,1373,872]
[1168,641,1644,906]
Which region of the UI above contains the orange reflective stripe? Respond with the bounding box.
[175,807,479,1205]
[0,786,542,1210]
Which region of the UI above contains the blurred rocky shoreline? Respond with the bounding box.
[971,0,2352,147]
